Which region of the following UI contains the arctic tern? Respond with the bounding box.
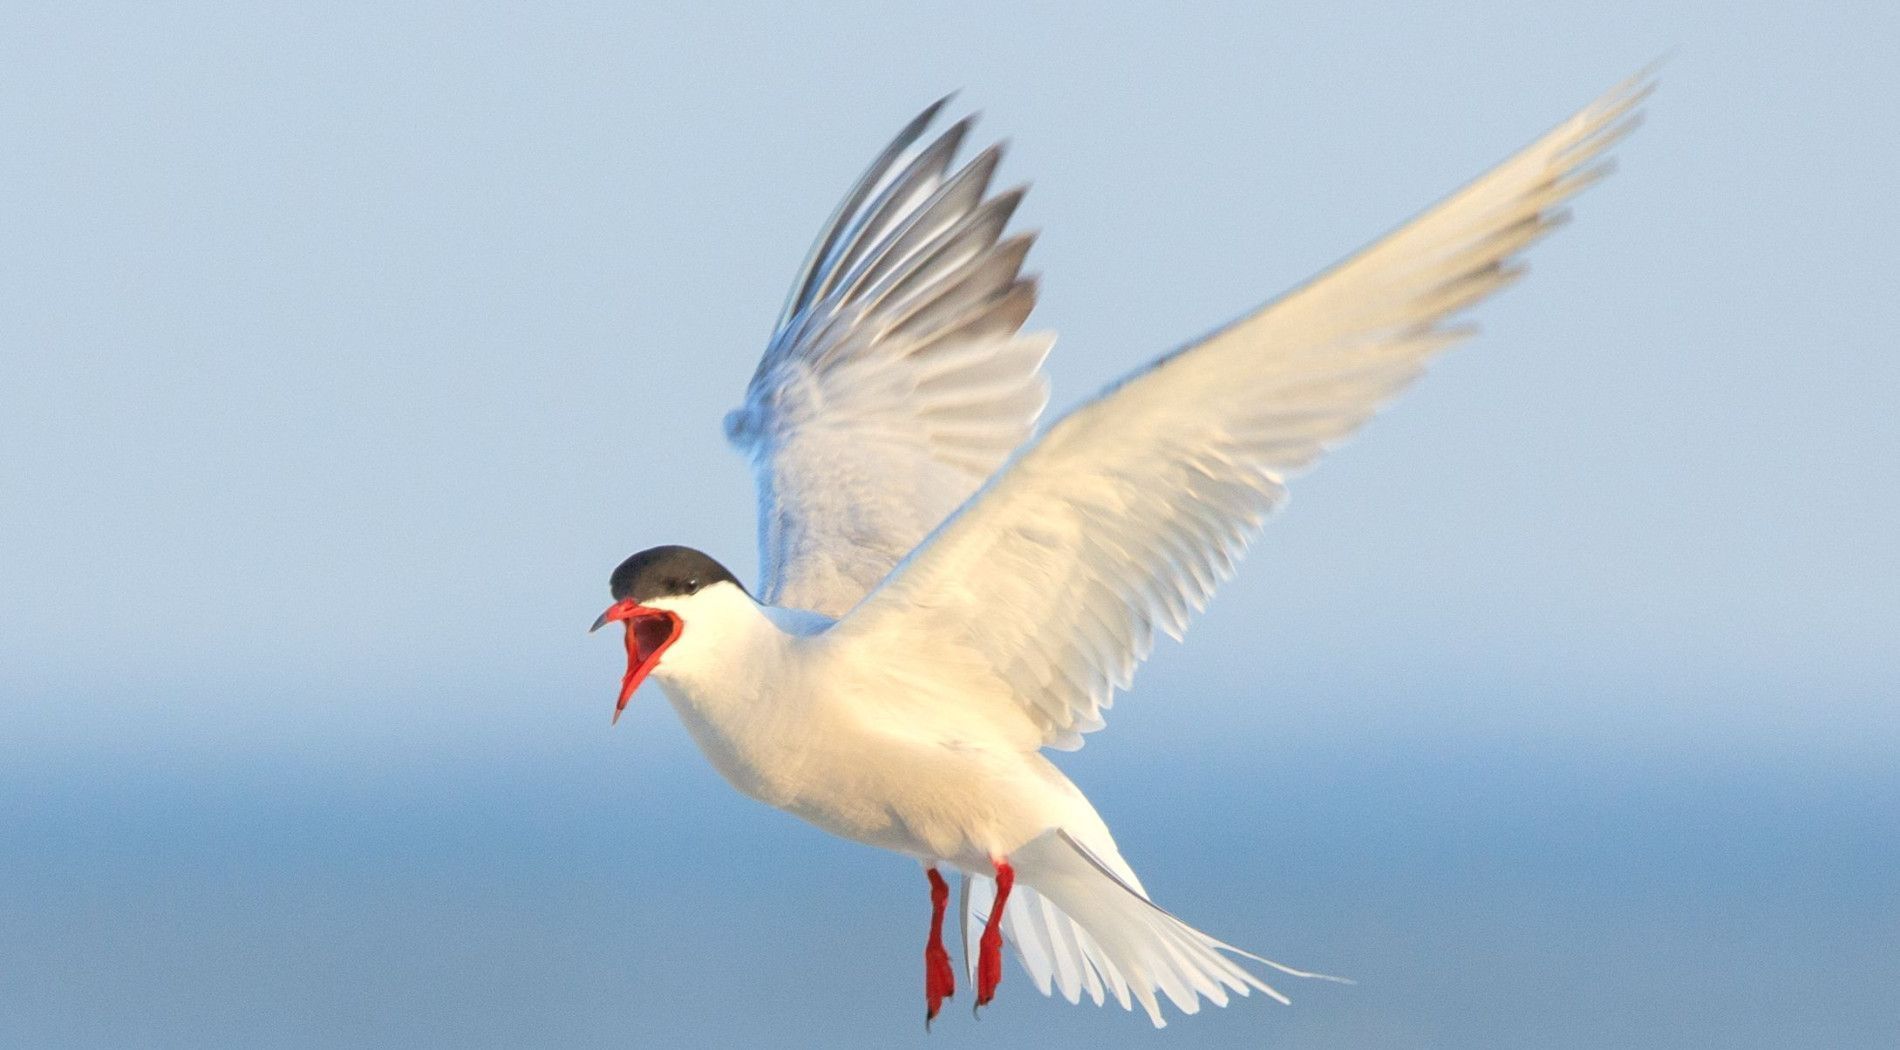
[592,75,1648,1027]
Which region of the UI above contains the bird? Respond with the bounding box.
[590,74,1649,1028]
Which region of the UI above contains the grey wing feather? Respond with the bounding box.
[731,101,1053,617]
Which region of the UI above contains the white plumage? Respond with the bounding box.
[600,74,1648,1027]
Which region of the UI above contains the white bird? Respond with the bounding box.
[592,76,1648,1027]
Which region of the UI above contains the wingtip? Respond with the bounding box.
[935,114,978,153]
[1636,50,1676,83]
[908,93,957,136]
[965,138,1010,176]
[1599,62,1662,118]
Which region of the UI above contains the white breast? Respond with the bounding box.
[642,582,1091,865]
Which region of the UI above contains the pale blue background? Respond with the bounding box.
[3,2,1896,1047]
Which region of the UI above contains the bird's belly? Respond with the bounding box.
[774,744,1023,867]
[659,681,1060,867]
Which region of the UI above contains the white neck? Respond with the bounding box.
[642,580,776,697]
[637,581,822,806]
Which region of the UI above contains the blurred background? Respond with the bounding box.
[3,1,1896,1047]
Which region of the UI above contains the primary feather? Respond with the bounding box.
[728,101,1053,618]
[836,73,1651,750]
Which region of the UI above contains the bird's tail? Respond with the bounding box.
[959,828,1343,1028]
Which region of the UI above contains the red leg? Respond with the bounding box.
[976,858,1014,1008]
[924,867,955,1027]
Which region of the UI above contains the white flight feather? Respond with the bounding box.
[834,73,1651,752]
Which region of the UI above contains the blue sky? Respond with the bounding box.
[3,1,1896,1046]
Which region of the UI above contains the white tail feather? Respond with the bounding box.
[961,829,1344,1027]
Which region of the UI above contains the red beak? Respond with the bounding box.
[590,598,683,724]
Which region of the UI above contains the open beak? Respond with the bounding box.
[590,598,683,724]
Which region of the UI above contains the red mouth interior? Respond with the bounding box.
[616,609,682,722]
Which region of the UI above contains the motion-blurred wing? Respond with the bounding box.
[838,75,1650,750]
[727,99,1053,617]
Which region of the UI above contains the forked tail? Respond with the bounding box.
[959,828,1344,1028]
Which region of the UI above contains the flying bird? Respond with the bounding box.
[592,75,1648,1027]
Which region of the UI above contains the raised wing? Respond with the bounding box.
[836,75,1651,750]
[726,99,1053,617]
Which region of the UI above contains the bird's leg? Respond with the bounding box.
[924,866,955,1027]
[975,857,1014,1009]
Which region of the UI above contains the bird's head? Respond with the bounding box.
[590,545,742,723]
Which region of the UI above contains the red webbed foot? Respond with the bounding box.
[974,858,1014,1011]
[924,867,955,1027]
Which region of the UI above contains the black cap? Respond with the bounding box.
[609,545,742,603]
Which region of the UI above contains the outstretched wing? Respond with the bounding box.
[727,98,1053,617]
[835,75,1651,751]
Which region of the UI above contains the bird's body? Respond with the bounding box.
[630,577,1279,1023]
[643,583,1118,874]
[592,76,1649,1026]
